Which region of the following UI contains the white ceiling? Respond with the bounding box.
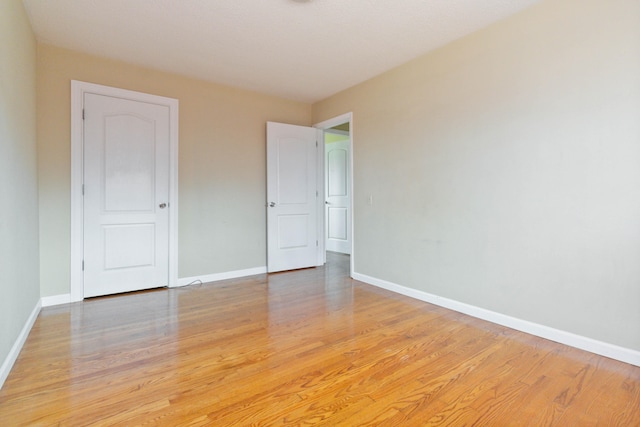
[23,0,540,103]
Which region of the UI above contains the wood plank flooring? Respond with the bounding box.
[1,252,639,425]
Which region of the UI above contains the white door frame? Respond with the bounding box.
[314,112,354,276]
[70,80,179,302]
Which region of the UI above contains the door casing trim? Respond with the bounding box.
[70,80,179,302]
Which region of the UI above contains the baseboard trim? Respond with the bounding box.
[176,266,267,287]
[0,300,41,389]
[39,267,270,303]
[352,272,640,367]
[41,293,72,307]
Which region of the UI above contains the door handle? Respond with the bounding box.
[159,203,167,209]
[269,202,276,207]
[325,201,330,205]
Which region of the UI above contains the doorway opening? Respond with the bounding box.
[314,113,353,276]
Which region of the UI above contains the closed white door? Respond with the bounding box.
[267,122,319,273]
[83,93,170,297]
[325,138,351,254]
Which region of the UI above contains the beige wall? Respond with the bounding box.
[37,45,312,297]
[313,0,640,350]
[0,0,40,366]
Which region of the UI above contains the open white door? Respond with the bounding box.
[267,122,320,273]
[83,93,170,297]
[325,137,351,254]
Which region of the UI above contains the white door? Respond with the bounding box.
[83,93,170,297]
[325,138,351,254]
[267,122,320,273]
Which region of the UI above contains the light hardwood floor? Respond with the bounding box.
[1,253,639,425]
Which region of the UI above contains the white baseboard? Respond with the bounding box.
[352,272,640,367]
[41,293,72,307]
[40,266,269,304]
[176,266,267,287]
[0,300,41,389]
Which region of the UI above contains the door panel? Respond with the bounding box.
[103,224,155,269]
[83,93,170,297]
[103,114,155,211]
[325,139,351,254]
[327,207,347,240]
[267,122,318,273]
[327,148,347,197]
[278,215,310,249]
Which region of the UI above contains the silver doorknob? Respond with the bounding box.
[269,202,276,207]
[159,203,167,209]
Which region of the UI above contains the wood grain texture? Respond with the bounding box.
[1,253,639,425]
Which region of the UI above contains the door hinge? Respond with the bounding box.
[316,240,318,247]
[82,109,85,120]
[316,140,318,147]
[82,184,85,195]
[82,260,84,271]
